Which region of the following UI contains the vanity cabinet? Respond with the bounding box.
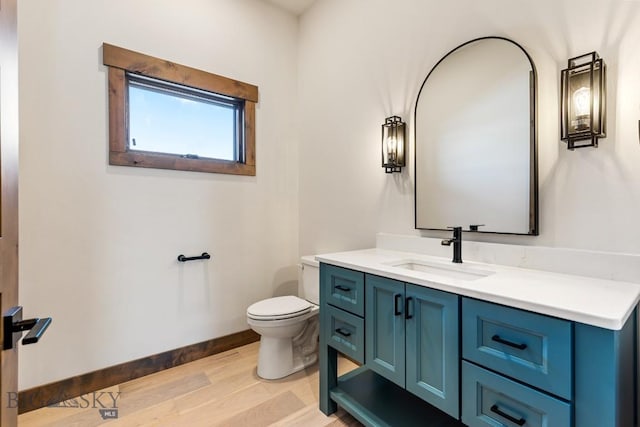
[319,262,639,427]
[462,298,572,399]
[460,296,637,427]
[322,264,366,363]
[461,362,571,427]
[461,298,572,426]
[366,274,459,417]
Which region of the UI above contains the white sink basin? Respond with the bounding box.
[387,259,495,281]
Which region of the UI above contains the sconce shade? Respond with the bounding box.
[561,52,606,149]
[382,116,406,173]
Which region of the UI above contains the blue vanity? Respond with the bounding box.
[318,249,640,427]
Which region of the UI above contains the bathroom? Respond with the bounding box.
[6,0,640,425]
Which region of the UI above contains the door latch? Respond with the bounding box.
[3,306,52,350]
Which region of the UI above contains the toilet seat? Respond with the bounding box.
[247,295,313,321]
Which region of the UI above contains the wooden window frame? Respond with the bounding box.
[102,43,258,176]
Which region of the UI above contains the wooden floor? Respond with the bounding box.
[18,342,362,426]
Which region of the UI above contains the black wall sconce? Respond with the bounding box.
[561,52,606,149]
[382,116,406,173]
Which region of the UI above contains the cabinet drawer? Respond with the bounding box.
[462,362,571,427]
[325,305,365,363]
[462,298,572,400]
[321,264,365,316]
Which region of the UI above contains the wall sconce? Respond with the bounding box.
[382,116,406,173]
[561,52,606,149]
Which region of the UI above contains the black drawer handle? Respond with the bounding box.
[490,404,526,426]
[492,334,527,350]
[394,294,403,316]
[335,328,352,337]
[335,285,351,292]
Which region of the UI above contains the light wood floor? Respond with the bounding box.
[18,342,362,427]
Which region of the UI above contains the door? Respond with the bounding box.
[0,0,20,424]
[365,274,405,387]
[405,284,459,418]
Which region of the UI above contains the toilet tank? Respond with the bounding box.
[299,255,319,305]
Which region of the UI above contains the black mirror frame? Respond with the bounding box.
[413,36,539,236]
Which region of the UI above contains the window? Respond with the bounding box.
[127,74,242,161]
[103,43,258,175]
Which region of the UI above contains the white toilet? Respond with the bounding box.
[246,256,320,380]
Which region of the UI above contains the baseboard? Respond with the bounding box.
[18,329,260,414]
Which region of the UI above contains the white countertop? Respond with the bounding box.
[316,248,640,330]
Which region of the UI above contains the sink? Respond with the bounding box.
[387,259,494,281]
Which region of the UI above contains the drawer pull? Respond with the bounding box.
[490,404,526,426]
[405,297,414,319]
[491,334,528,350]
[335,328,352,337]
[394,294,402,316]
[335,285,351,292]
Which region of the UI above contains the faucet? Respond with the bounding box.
[441,226,462,263]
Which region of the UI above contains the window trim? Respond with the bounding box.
[103,43,257,176]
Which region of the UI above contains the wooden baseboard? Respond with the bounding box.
[18,329,259,414]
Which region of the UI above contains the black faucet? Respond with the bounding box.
[441,226,462,263]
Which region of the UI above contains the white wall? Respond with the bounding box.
[298,0,640,256]
[18,0,299,389]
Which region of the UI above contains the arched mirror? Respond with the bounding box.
[415,37,538,235]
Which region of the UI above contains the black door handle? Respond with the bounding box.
[23,318,52,345]
[394,294,403,316]
[3,307,52,350]
[405,297,413,319]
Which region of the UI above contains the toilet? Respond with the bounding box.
[246,256,320,380]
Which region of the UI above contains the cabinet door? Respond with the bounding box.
[405,284,459,418]
[365,274,405,387]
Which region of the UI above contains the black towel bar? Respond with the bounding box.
[177,252,211,262]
